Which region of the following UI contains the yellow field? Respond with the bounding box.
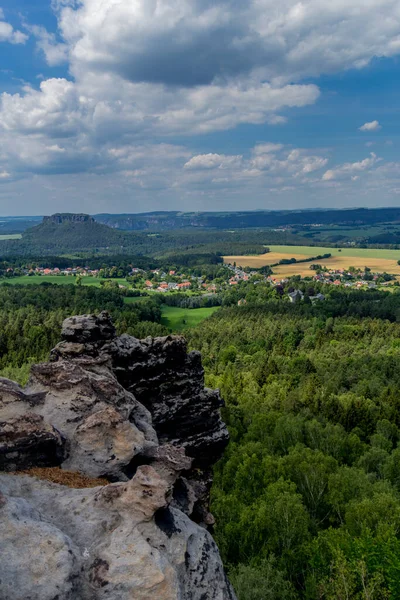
[224,246,400,277]
[273,256,400,278]
[223,251,311,268]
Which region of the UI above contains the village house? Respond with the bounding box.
[310,293,325,303]
[288,290,304,303]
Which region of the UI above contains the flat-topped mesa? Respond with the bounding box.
[43,213,95,225]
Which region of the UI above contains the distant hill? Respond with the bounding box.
[2,207,400,258]
[0,216,42,235]
[95,207,400,231]
[0,213,143,256]
[0,213,279,257]
[3,207,400,235]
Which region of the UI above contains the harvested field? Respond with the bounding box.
[224,245,400,276]
[223,251,311,268]
[273,256,400,278]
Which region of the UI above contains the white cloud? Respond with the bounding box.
[0,75,319,147]
[1,0,400,211]
[152,81,319,135]
[29,25,68,66]
[0,79,84,137]
[184,153,242,170]
[253,143,284,155]
[359,120,381,131]
[300,156,329,174]
[249,145,328,176]
[180,144,329,194]
[322,152,379,181]
[1,0,397,183]
[0,10,28,45]
[55,0,400,86]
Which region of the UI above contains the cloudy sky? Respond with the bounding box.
[0,0,400,215]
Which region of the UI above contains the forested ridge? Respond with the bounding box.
[5,211,400,257]
[0,216,283,257]
[96,208,400,231]
[188,293,400,599]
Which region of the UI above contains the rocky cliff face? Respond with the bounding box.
[43,213,95,225]
[0,312,235,600]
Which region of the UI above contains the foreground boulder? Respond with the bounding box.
[0,312,235,600]
[1,468,235,600]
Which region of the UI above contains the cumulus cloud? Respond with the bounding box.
[184,154,242,170]
[0,79,84,137]
[0,75,319,145]
[322,153,379,181]
[29,26,69,66]
[248,146,328,177]
[359,120,381,131]
[0,9,28,44]
[55,0,400,86]
[253,143,284,155]
[2,0,397,182]
[1,0,400,210]
[180,144,329,192]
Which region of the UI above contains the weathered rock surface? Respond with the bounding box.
[0,413,65,472]
[0,312,235,600]
[104,334,229,467]
[25,356,158,480]
[0,468,235,600]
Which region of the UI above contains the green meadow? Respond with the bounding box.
[160,306,219,331]
[0,234,22,240]
[267,245,400,260]
[0,275,130,287]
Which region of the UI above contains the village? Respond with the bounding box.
[2,261,397,294]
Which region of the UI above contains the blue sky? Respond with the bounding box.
[0,0,400,215]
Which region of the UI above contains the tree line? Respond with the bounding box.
[0,284,167,383]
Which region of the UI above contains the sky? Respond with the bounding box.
[0,1,400,215]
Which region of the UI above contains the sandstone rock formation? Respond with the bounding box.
[0,312,235,600]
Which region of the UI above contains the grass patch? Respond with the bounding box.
[268,245,400,260]
[0,234,22,240]
[0,275,130,287]
[0,363,32,386]
[161,306,219,331]
[15,467,109,488]
[124,295,146,304]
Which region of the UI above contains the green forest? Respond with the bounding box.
[0,284,167,383]
[188,293,400,599]
[3,280,400,598]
